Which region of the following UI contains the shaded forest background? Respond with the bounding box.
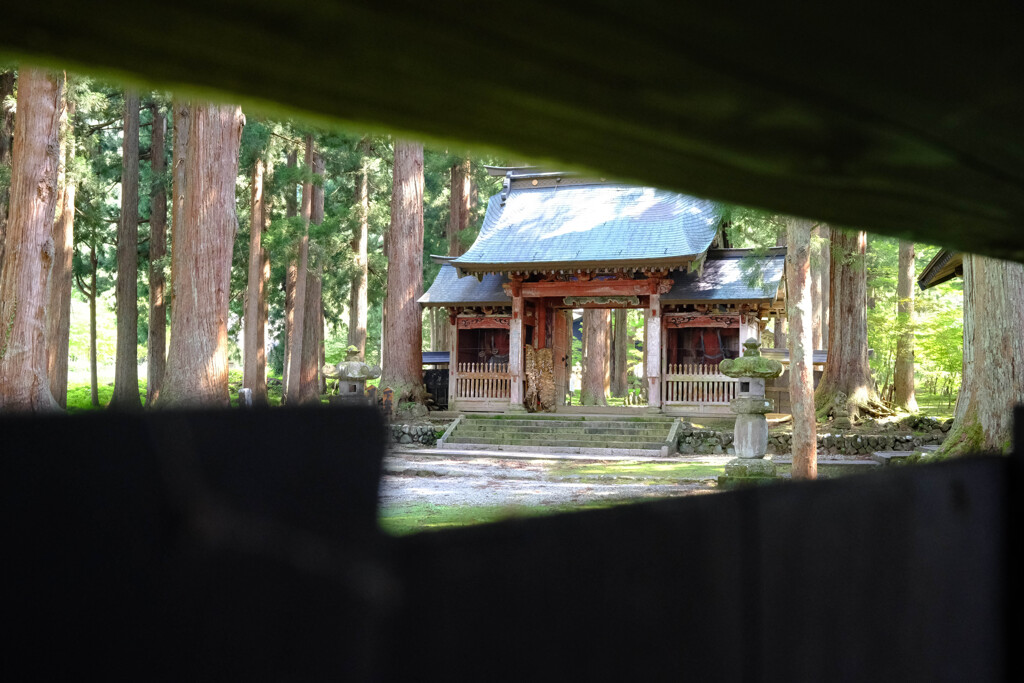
[0,69,964,411]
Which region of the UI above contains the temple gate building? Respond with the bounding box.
[419,169,787,415]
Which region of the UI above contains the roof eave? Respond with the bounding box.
[452,255,701,276]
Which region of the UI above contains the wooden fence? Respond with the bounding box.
[663,363,738,409]
[454,362,511,407]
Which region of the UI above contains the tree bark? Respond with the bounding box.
[581,308,609,405]
[773,317,786,349]
[0,67,62,413]
[170,100,189,311]
[787,218,817,479]
[243,155,267,403]
[146,103,168,406]
[156,102,243,408]
[893,240,918,412]
[298,148,324,406]
[0,70,16,275]
[811,224,823,350]
[89,244,98,406]
[46,94,74,408]
[814,228,887,417]
[348,140,369,359]
[110,89,141,410]
[819,224,831,348]
[380,139,425,404]
[940,254,1024,455]
[611,308,628,396]
[282,147,298,394]
[286,135,314,405]
[448,157,471,257]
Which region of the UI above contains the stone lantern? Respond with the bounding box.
[324,346,381,406]
[718,338,784,483]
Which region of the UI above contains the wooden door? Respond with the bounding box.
[552,310,569,405]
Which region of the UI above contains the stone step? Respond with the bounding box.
[435,442,665,457]
[455,424,670,437]
[871,451,916,466]
[462,419,673,430]
[447,436,666,450]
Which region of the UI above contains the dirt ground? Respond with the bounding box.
[379,451,720,510]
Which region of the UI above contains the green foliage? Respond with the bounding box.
[867,236,963,404]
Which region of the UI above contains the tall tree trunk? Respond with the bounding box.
[283,147,298,394]
[110,90,141,409]
[348,140,369,359]
[581,309,609,405]
[773,317,787,349]
[315,305,323,395]
[146,104,168,406]
[286,135,314,405]
[0,67,62,413]
[243,156,267,403]
[818,224,831,348]
[940,255,1024,455]
[810,224,823,350]
[380,139,425,404]
[773,225,787,349]
[0,70,16,275]
[298,148,324,405]
[89,244,98,406]
[611,308,628,396]
[893,240,918,412]
[258,160,272,397]
[156,102,243,408]
[814,229,887,417]
[170,101,189,309]
[787,218,817,479]
[46,94,74,408]
[448,158,471,257]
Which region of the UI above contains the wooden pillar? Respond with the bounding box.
[448,310,458,410]
[509,291,525,411]
[536,300,547,350]
[646,292,662,410]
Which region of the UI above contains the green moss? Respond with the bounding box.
[379,500,621,535]
[549,460,725,481]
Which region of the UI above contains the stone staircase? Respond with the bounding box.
[443,414,677,456]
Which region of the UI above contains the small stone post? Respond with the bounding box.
[718,338,784,486]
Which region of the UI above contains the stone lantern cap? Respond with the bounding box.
[323,346,382,382]
[719,338,784,379]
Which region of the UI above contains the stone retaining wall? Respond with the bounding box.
[677,417,950,456]
[391,424,439,446]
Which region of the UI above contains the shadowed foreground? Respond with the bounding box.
[4,407,1017,680]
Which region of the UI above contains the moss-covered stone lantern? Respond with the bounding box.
[324,346,381,405]
[718,338,784,484]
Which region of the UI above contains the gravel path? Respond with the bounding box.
[380,451,718,508]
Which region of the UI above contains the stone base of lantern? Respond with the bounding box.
[718,457,778,489]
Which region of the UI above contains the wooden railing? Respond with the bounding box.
[454,362,511,401]
[663,363,738,405]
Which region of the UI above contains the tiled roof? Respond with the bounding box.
[418,264,511,307]
[451,183,719,273]
[663,249,786,303]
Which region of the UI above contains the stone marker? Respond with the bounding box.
[718,338,784,487]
